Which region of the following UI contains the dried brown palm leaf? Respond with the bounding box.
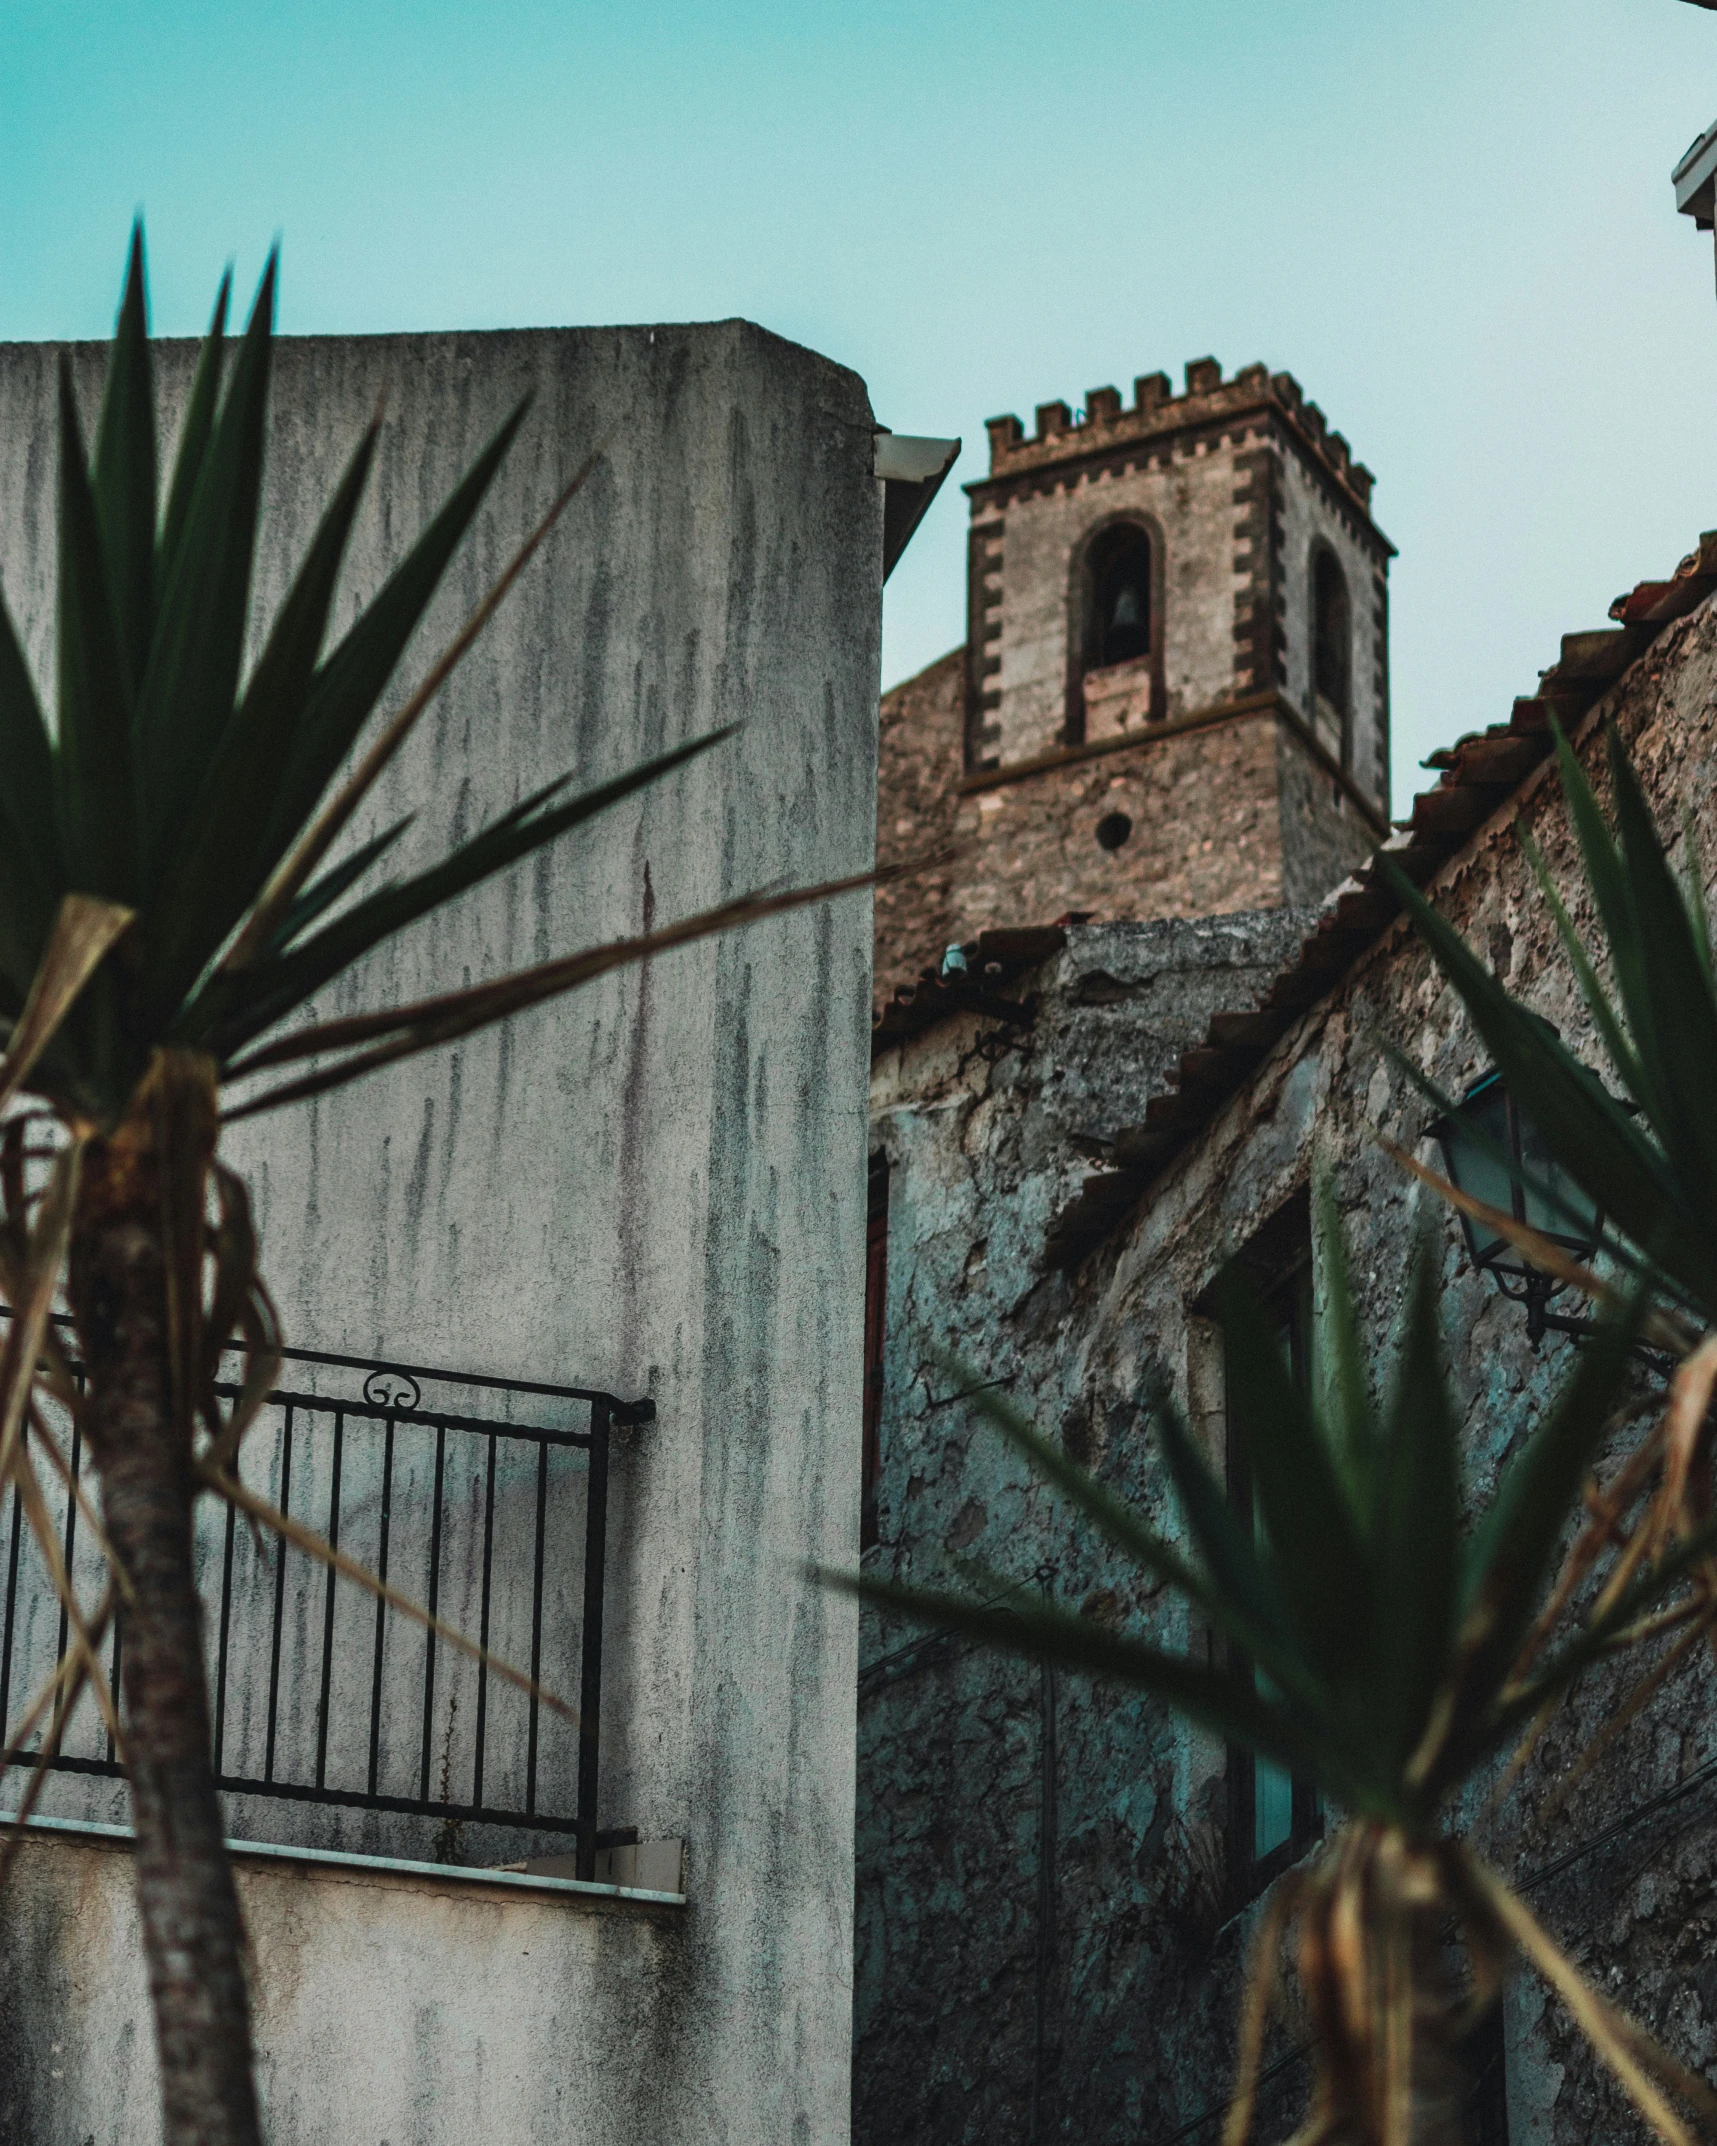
[200,1285,281,1483]
[1220,1870,1304,2146]
[0,896,134,1115]
[0,1126,80,1418]
[1650,1334,1717,1564]
[197,1164,281,1473]
[1219,1825,1466,2146]
[0,1583,116,1887]
[1485,1334,1717,1825]
[1386,1145,1717,1834]
[1483,1511,1711,1833]
[0,1583,114,1787]
[6,1444,125,1757]
[26,1401,129,1603]
[0,1139,85,1496]
[1452,1848,1717,2146]
[1379,1138,1693,1359]
[1520,1428,1667,1668]
[1220,1820,1717,2146]
[1531,1608,1711,1829]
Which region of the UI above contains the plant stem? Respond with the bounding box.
[69,1121,261,2146]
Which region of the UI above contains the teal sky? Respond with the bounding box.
[2,0,1714,811]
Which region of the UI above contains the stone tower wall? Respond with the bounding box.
[951,717,1287,937]
[1276,439,1390,806]
[972,441,1243,765]
[874,675,1379,1009]
[965,360,1392,803]
[876,648,965,1004]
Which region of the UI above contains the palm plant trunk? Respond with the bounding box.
[68,1116,261,2146]
[1289,1832,1469,2146]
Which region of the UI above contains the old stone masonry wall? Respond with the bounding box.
[873,650,1374,1013]
[859,589,1717,2144]
[860,909,1311,2146]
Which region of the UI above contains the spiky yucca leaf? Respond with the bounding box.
[1386,721,1717,1324]
[0,226,797,1129]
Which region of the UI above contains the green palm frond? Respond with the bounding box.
[0,227,767,1127]
[1385,719,1717,1324]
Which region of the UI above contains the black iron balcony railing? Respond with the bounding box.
[0,1320,651,1881]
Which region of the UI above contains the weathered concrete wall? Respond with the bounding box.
[0,1828,692,2146]
[859,909,1313,2145]
[0,318,883,2144]
[859,590,1717,2142]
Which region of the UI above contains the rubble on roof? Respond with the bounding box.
[871,925,1074,1051]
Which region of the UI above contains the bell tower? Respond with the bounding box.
[874,357,1394,1010]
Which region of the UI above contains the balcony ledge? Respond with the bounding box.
[0,1809,688,1910]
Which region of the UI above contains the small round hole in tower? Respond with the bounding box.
[1095,811,1133,852]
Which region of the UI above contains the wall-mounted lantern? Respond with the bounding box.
[1428,1070,1604,1347]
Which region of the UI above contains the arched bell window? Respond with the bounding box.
[1310,544,1352,766]
[1090,525,1153,670]
[1069,518,1162,744]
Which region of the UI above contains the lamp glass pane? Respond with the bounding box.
[1437,1075,1512,1264]
[1518,1112,1601,1253]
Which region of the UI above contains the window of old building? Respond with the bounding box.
[1461,2005,1511,2145]
[1082,523,1154,679]
[861,1154,890,1550]
[1310,542,1352,768]
[1070,520,1162,743]
[1221,1196,1324,1893]
[1093,526,1153,670]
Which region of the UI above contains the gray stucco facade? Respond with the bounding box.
[0,318,886,2144]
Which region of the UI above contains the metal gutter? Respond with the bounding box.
[876,431,961,582]
[1674,117,1717,226]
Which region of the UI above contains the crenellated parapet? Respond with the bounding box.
[980,355,1379,522]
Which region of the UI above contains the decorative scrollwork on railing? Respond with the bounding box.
[363,1368,422,1412]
